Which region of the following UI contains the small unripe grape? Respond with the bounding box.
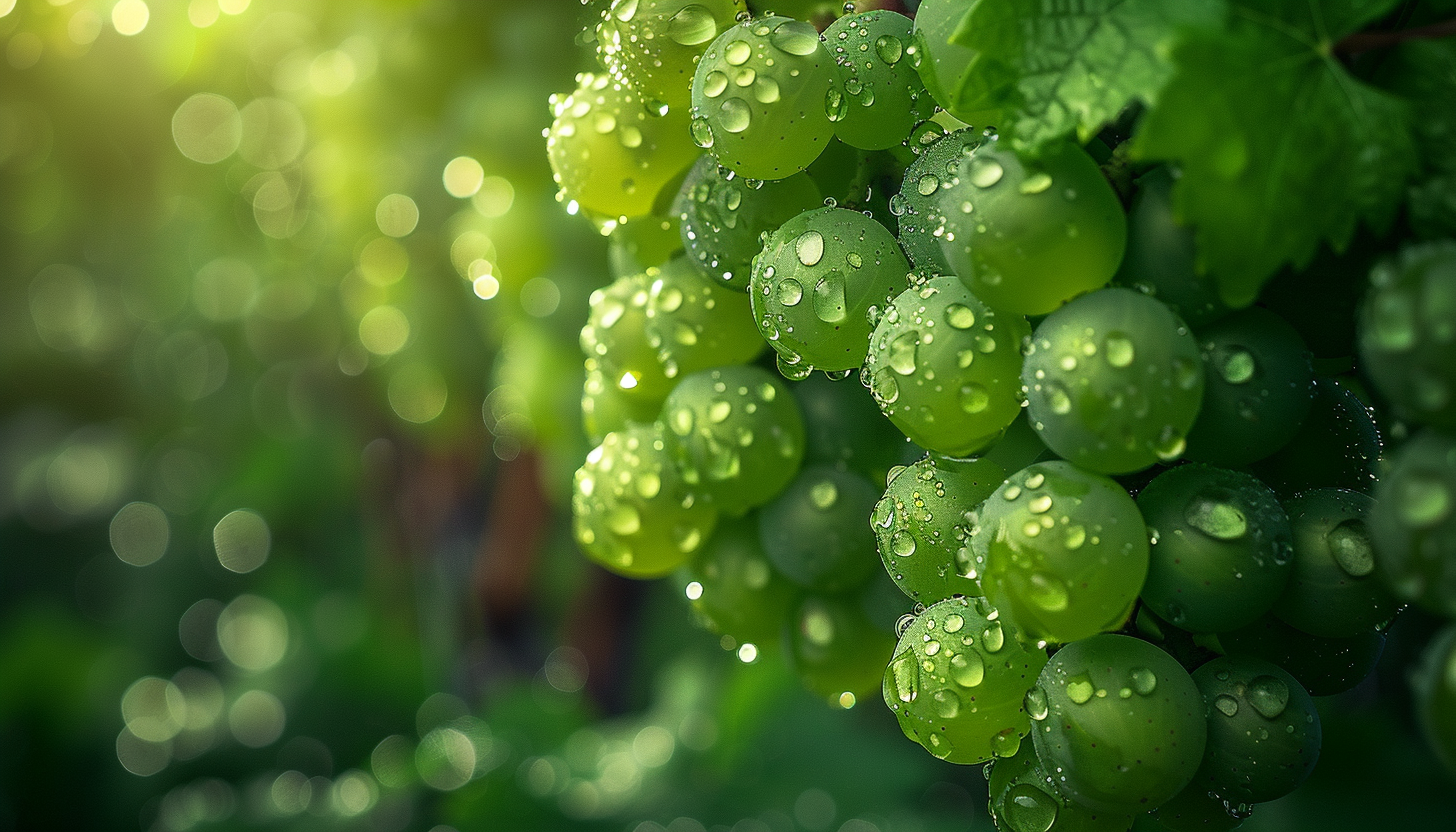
[751,206,910,373]
[682,516,800,651]
[986,742,1137,832]
[1370,430,1456,617]
[862,276,1030,457]
[608,213,684,278]
[1029,634,1207,813]
[1184,308,1315,468]
[1152,782,1248,832]
[939,140,1127,317]
[787,583,898,706]
[690,16,837,180]
[883,596,1048,764]
[582,364,658,444]
[872,454,1005,603]
[661,366,805,516]
[760,465,881,592]
[547,72,699,220]
[1114,166,1231,329]
[1273,489,1399,638]
[1137,464,1295,634]
[971,462,1150,645]
[675,155,822,291]
[1413,624,1456,776]
[597,0,748,110]
[907,0,1004,125]
[1250,378,1381,497]
[791,372,908,487]
[893,127,985,274]
[822,11,933,151]
[1218,614,1385,697]
[1190,656,1321,806]
[580,257,763,407]
[1022,288,1205,475]
[1359,241,1456,429]
[573,424,718,578]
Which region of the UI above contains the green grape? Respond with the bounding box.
[608,213,684,278]
[1413,624,1456,777]
[970,462,1150,645]
[872,454,1006,603]
[1272,489,1398,639]
[1151,783,1246,832]
[907,0,1004,125]
[1022,289,1205,475]
[862,276,1030,457]
[751,206,911,373]
[891,126,983,274]
[1189,656,1321,806]
[580,256,763,407]
[823,11,933,151]
[681,515,800,651]
[1183,308,1315,468]
[1137,465,1294,634]
[791,372,909,486]
[573,424,718,578]
[1369,430,1456,617]
[787,583,900,706]
[939,140,1127,317]
[674,155,823,290]
[689,15,837,180]
[1358,241,1456,429]
[1029,634,1207,813]
[547,72,699,220]
[661,365,806,516]
[986,742,1138,832]
[597,0,747,110]
[804,136,878,210]
[582,363,659,444]
[884,596,1049,764]
[1113,167,1231,329]
[1217,614,1385,697]
[760,464,881,592]
[1250,378,1380,497]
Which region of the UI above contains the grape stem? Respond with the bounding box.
[1334,16,1456,56]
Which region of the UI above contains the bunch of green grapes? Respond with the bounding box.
[549,2,1452,828]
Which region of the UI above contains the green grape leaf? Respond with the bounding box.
[949,0,1223,151]
[1133,0,1418,307]
[1374,39,1456,239]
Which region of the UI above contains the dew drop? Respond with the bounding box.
[949,651,984,688]
[795,230,825,266]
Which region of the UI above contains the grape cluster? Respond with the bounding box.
[548,1,1456,830]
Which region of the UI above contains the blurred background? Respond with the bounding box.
[0,2,1452,831]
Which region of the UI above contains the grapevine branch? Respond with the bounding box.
[1335,16,1456,56]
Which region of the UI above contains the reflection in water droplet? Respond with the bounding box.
[1327,519,1375,577]
[1214,694,1239,717]
[777,277,804,306]
[718,98,751,133]
[1024,687,1049,720]
[724,39,752,66]
[1130,667,1157,695]
[813,273,847,323]
[1065,674,1094,704]
[967,156,1005,188]
[888,331,919,375]
[1248,675,1290,719]
[1186,495,1248,540]
[945,303,976,329]
[1104,333,1135,368]
[1004,783,1058,832]
[796,230,825,266]
[949,651,984,688]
